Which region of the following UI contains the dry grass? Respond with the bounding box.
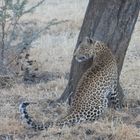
[0,0,140,139]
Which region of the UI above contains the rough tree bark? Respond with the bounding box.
[0,21,6,75]
[57,0,140,104]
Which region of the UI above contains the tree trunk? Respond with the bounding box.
[57,0,140,104]
[0,21,6,75]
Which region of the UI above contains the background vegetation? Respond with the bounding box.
[0,0,139,139]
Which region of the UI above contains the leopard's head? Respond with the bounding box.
[74,37,104,62]
[74,37,97,62]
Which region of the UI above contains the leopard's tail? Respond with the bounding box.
[19,102,53,131]
[19,102,84,131]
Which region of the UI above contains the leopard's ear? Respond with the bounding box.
[94,40,101,47]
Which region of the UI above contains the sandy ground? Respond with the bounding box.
[0,0,140,140]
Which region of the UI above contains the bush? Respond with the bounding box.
[0,0,45,75]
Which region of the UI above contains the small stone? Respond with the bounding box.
[0,134,13,140]
[95,136,105,140]
[54,132,62,137]
[107,134,115,140]
[121,115,130,124]
[85,129,94,135]
[71,130,79,136]
[135,121,140,128]
[130,107,140,117]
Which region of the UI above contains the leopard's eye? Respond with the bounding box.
[84,47,88,51]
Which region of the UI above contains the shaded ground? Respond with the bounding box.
[0,0,140,140]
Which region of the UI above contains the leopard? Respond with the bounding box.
[19,37,120,131]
